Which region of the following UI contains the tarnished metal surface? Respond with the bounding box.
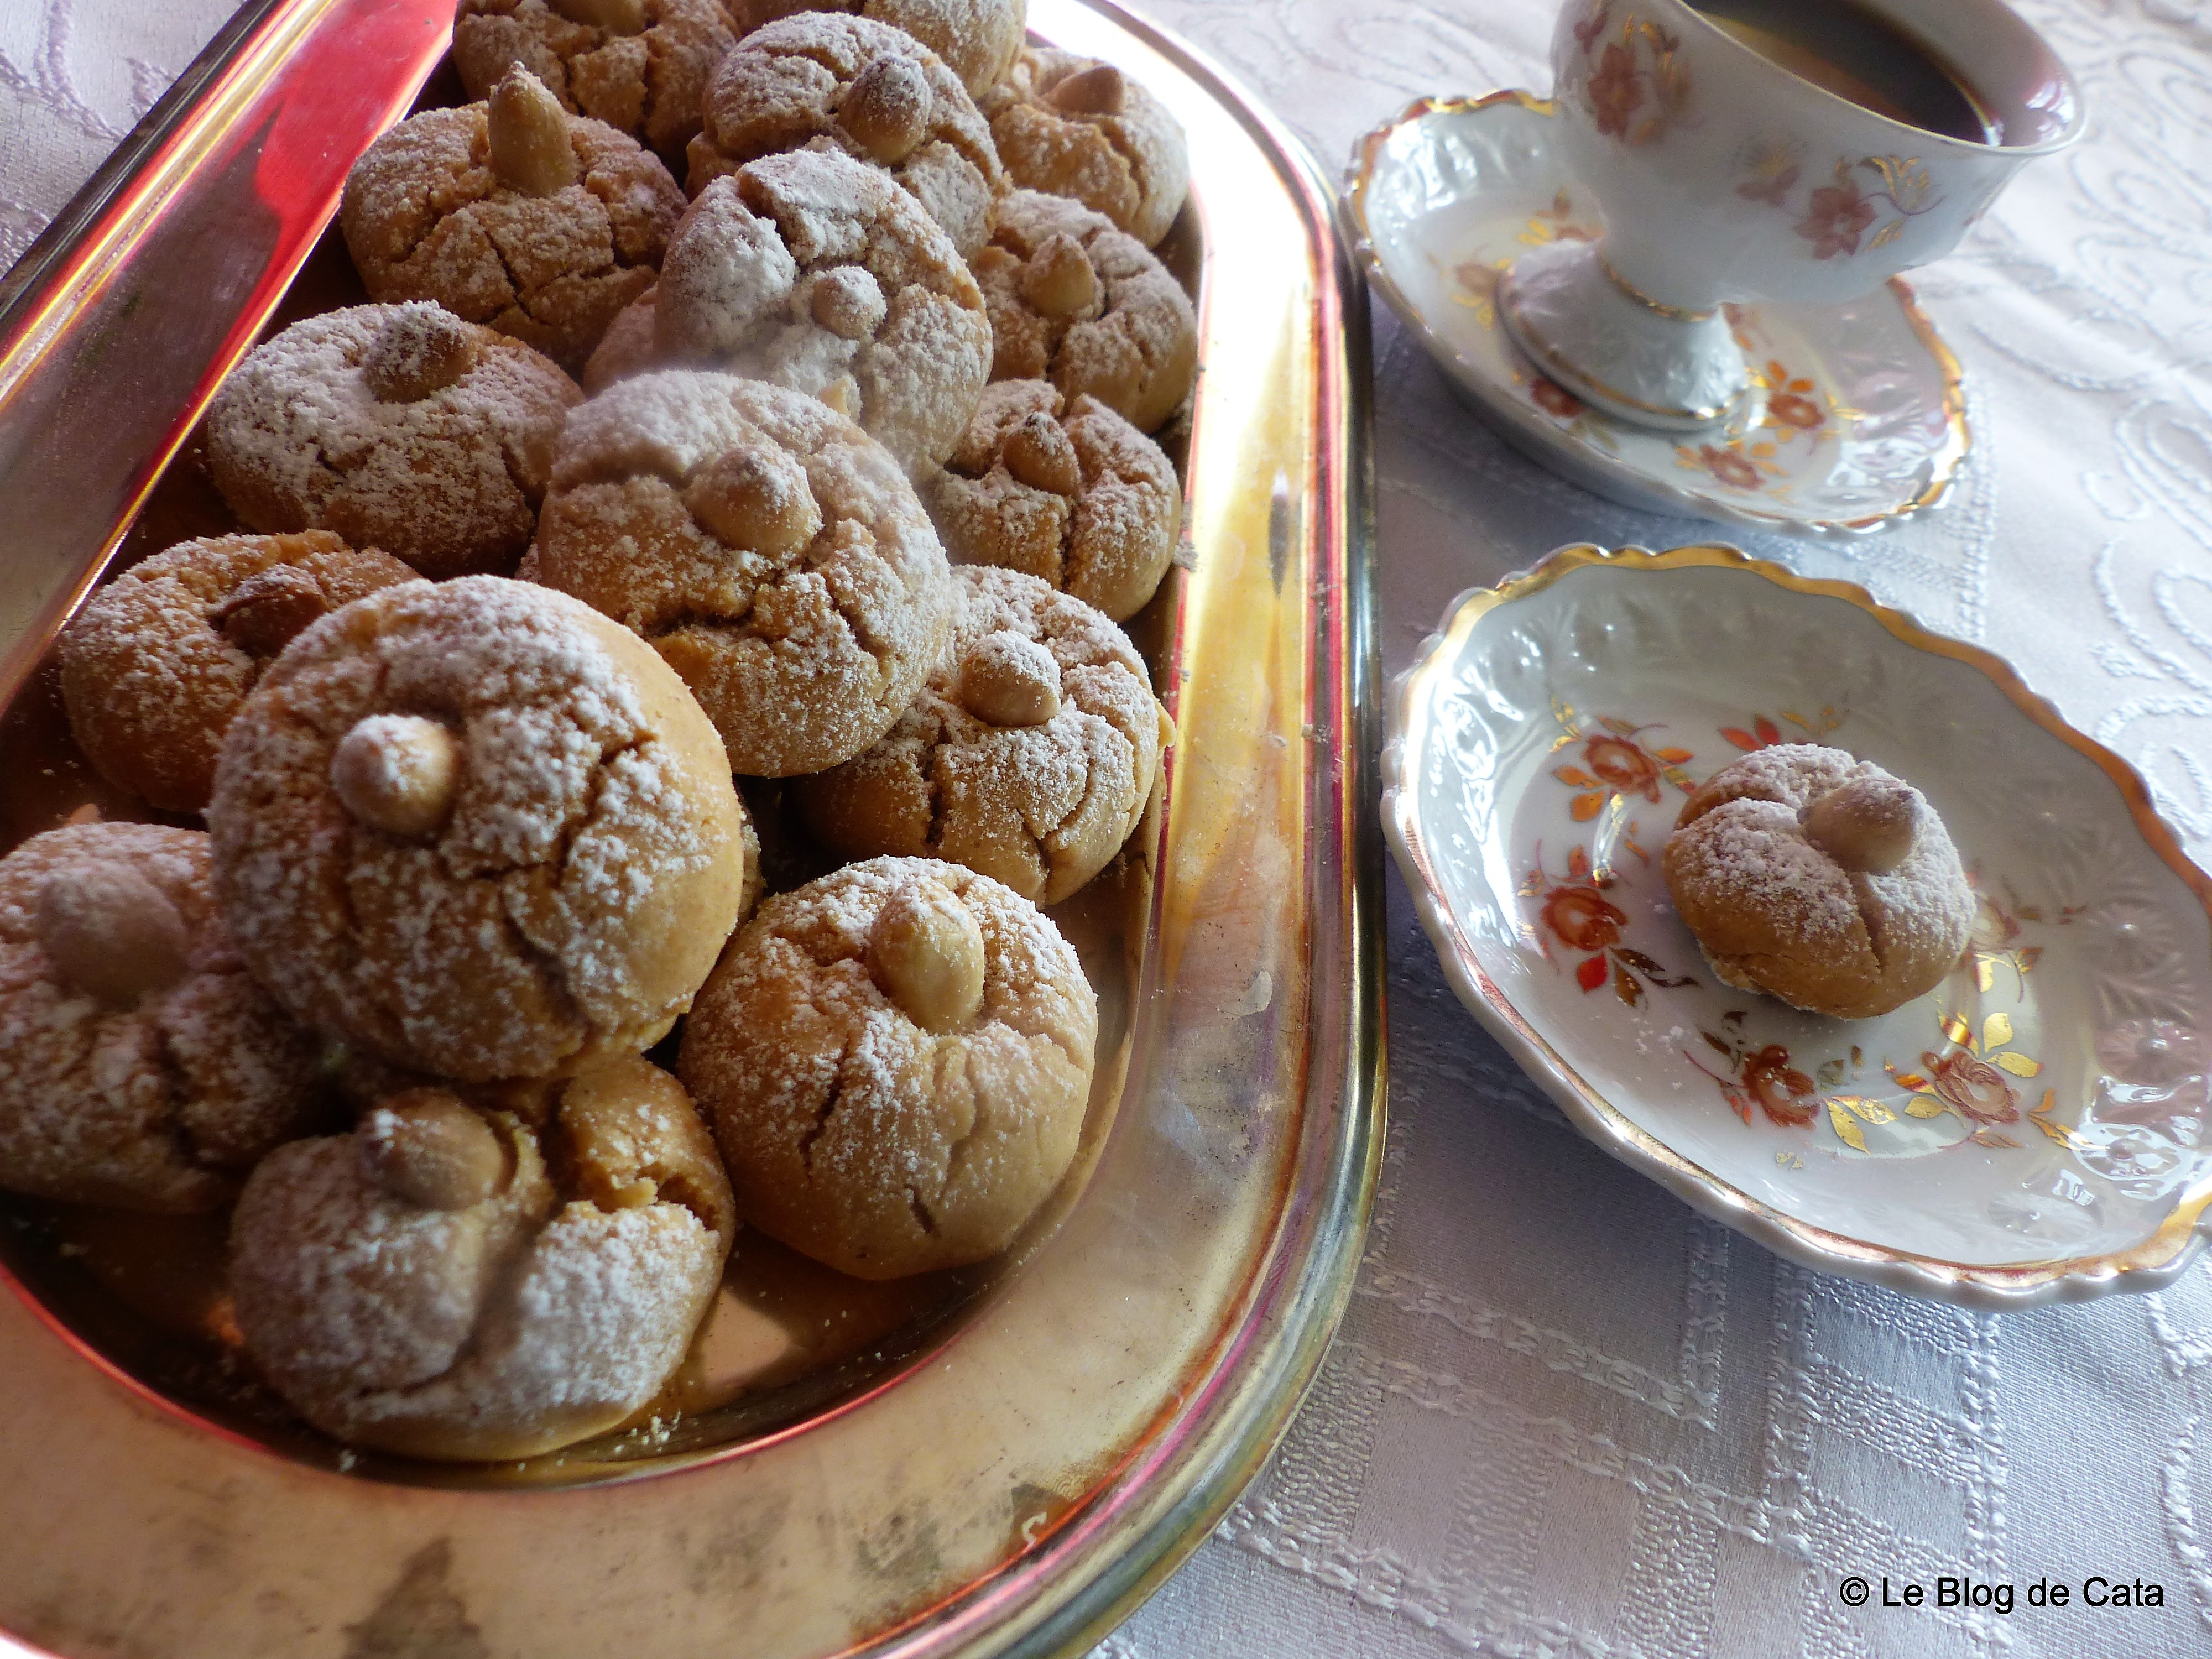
[0,0,1381,1652]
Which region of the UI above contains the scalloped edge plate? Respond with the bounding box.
[1385,542,2212,1308]
[1343,92,1971,538]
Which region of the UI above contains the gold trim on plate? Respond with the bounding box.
[1390,542,2212,1301]
[1342,91,1974,535]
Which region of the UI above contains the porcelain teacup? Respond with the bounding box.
[1499,0,2083,429]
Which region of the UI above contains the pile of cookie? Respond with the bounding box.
[0,0,1192,1462]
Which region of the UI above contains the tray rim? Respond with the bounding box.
[0,0,1385,1653]
[1339,89,1974,539]
[1383,539,2212,1310]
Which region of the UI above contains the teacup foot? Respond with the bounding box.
[1498,241,1745,431]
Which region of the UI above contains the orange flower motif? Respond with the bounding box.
[1543,885,1626,954]
[1573,1,1611,54]
[1587,43,1644,139]
[1797,176,1877,259]
[1584,734,1662,801]
[1769,391,1824,430]
[1700,445,1761,489]
[1744,1046,1819,1127]
[1531,377,1585,419]
[1923,1048,2019,1125]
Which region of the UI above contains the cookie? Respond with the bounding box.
[530,370,954,777]
[340,66,685,371]
[210,576,754,1081]
[58,534,415,815]
[1662,744,1975,1020]
[796,566,1170,903]
[979,47,1188,247]
[230,1057,735,1460]
[580,283,662,393]
[721,0,1024,100]
[453,0,736,164]
[925,379,1178,620]
[974,189,1195,433]
[0,822,324,1213]
[686,14,1003,261]
[622,148,991,473]
[205,303,581,578]
[679,856,1094,1278]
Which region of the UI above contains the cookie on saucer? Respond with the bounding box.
[679,856,1094,1278]
[1663,744,1975,1020]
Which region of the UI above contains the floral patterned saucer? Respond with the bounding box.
[1385,544,2212,1307]
[1345,92,1970,536]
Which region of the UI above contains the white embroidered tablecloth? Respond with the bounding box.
[8,0,2212,1655]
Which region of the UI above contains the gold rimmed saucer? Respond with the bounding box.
[1345,93,1971,536]
[1386,542,2212,1307]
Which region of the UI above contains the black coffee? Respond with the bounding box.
[1691,0,1999,144]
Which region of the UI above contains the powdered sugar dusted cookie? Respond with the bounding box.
[454,0,736,164]
[980,48,1188,248]
[686,14,1003,261]
[340,66,685,371]
[679,856,1093,1278]
[722,0,1024,100]
[975,189,1194,434]
[230,1056,735,1459]
[602,149,990,473]
[0,823,324,1213]
[796,566,1169,903]
[531,371,954,776]
[210,577,754,1081]
[925,379,1178,621]
[59,533,415,813]
[1663,744,1975,1020]
[205,304,581,578]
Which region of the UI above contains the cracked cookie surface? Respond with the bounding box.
[1663,743,1975,1020]
[722,0,1025,100]
[797,566,1169,903]
[679,855,1094,1279]
[925,379,1178,621]
[979,47,1188,248]
[59,532,415,814]
[974,189,1194,434]
[455,0,736,164]
[340,91,684,371]
[0,822,324,1213]
[231,1055,735,1459]
[209,576,753,1080]
[206,304,582,579]
[686,13,1004,262]
[592,148,991,476]
[530,370,953,777]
